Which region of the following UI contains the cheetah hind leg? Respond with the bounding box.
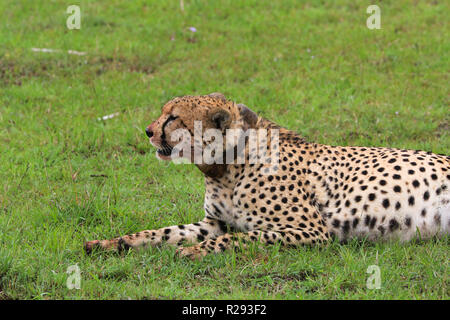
[176,229,329,260]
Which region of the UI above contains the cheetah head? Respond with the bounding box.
[145,93,258,177]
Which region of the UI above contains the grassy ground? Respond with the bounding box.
[0,0,448,299]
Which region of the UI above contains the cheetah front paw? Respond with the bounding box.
[176,246,208,260]
[84,238,121,254]
[84,240,102,254]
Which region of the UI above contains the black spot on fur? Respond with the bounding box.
[389,219,399,232]
[405,217,412,228]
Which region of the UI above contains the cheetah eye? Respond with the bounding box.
[166,115,178,125]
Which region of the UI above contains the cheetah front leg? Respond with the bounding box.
[176,228,330,260]
[84,217,227,254]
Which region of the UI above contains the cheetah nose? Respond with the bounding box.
[145,127,153,138]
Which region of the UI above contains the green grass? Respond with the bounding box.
[0,0,449,299]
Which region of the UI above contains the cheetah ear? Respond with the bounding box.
[238,103,258,127]
[209,109,231,130]
[208,92,226,101]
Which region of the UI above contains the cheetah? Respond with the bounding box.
[84,93,450,259]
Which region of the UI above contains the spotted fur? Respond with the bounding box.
[84,94,450,259]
